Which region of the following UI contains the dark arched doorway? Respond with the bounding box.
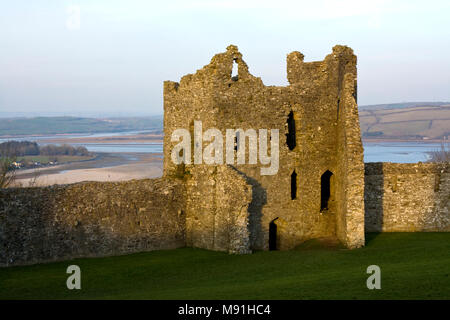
[269,218,278,250]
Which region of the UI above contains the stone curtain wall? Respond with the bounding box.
[365,162,450,232]
[0,178,186,267]
[1,161,448,267]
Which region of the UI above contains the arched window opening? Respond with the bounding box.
[291,170,297,200]
[286,111,296,150]
[231,59,238,81]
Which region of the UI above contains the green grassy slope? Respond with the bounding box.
[2,102,449,139]
[0,233,449,300]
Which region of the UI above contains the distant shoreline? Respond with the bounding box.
[0,133,163,144]
[2,135,445,145]
[13,151,163,187]
[362,138,448,143]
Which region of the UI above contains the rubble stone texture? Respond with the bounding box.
[0,45,448,267]
[164,45,365,250]
[364,162,450,232]
[0,179,186,266]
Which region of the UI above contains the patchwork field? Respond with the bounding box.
[360,104,450,140]
[0,233,449,300]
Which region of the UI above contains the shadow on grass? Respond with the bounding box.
[365,232,382,246]
[293,237,346,251]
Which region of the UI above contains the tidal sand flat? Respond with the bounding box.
[13,152,163,186]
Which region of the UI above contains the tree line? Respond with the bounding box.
[0,141,90,157]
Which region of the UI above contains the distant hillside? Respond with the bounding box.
[359,101,450,111]
[2,101,449,140]
[359,103,450,140]
[0,116,163,136]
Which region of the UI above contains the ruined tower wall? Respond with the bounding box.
[163,49,255,253]
[286,46,365,249]
[335,65,366,248]
[364,162,450,232]
[0,179,186,267]
[163,45,366,251]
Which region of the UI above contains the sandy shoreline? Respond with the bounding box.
[13,152,163,187]
[7,131,446,187]
[39,133,163,144]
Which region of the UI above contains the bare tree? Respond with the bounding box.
[428,142,450,162]
[27,168,41,187]
[0,156,17,188]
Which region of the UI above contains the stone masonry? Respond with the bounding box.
[163,45,365,251]
[0,179,186,266]
[365,162,449,232]
[0,45,448,267]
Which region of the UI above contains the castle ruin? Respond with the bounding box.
[163,45,364,252]
[0,45,448,266]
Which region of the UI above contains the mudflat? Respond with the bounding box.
[13,152,163,187]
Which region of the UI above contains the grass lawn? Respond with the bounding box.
[0,233,449,300]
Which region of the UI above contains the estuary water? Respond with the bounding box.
[78,141,440,163]
[362,142,441,163]
[0,131,443,163]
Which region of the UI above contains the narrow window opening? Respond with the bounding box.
[286,111,296,150]
[320,170,333,211]
[269,218,278,250]
[231,59,238,81]
[234,131,240,151]
[291,170,297,200]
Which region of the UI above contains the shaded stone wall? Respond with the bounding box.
[185,165,252,254]
[0,178,186,267]
[365,162,450,232]
[335,71,365,249]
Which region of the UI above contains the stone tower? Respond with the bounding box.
[163,45,365,253]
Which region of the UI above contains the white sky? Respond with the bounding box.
[1,0,449,115]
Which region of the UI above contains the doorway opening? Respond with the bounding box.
[269,218,278,250]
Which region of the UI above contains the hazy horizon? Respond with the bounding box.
[1,1,450,115]
[1,101,450,119]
